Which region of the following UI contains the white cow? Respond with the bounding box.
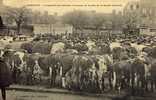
[86,40,96,51]
[33,60,43,81]
[110,42,122,51]
[14,51,25,71]
[65,49,78,54]
[131,43,147,54]
[51,42,65,54]
[0,36,13,44]
[93,54,113,90]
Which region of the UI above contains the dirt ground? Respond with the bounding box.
[2,89,156,100]
[6,90,111,100]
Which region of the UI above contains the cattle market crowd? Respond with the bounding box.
[0,33,156,95]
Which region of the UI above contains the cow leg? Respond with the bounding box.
[49,67,53,87]
[116,77,122,92]
[145,79,149,92]
[39,74,42,84]
[120,75,125,89]
[109,76,112,90]
[52,67,57,87]
[102,77,105,91]
[131,74,136,95]
[150,79,154,92]
[112,72,116,91]
[52,75,55,87]
[13,67,17,84]
[59,66,65,88]
[154,80,156,91]
[1,88,6,100]
[62,77,66,88]
[140,78,145,95]
[108,71,113,90]
[142,77,146,92]
[17,70,21,84]
[52,72,56,87]
[136,76,140,95]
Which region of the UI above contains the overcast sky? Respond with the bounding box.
[4,0,139,15]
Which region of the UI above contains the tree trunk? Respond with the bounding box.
[16,22,21,35]
[17,24,20,35]
[96,28,99,39]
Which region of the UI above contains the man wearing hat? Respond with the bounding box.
[0,57,12,100]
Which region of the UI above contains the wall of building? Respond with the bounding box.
[123,0,156,31]
[73,27,112,39]
[140,27,156,36]
[33,23,73,35]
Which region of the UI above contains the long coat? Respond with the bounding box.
[0,58,12,87]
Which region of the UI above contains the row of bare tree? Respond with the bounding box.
[2,6,142,35]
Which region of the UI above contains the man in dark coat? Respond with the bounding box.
[0,57,12,100]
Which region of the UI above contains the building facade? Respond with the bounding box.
[123,0,156,35]
[33,23,73,35]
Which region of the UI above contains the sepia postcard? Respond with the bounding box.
[0,0,156,100]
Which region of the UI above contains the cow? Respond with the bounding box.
[111,53,149,94]
[10,51,31,84]
[86,40,96,51]
[33,59,43,84]
[130,57,147,95]
[0,36,13,44]
[131,43,147,54]
[20,42,33,53]
[65,49,78,54]
[38,54,61,87]
[32,41,52,54]
[56,54,76,88]
[148,47,156,58]
[109,42,122,51]
[150,59,156,92]
[74,42,88,53]
[69,55,96,91]
[37,54,76,88]
[142,56,156,92]
[112,47,128,61]
[99,43,111,55]
[124,46,138,59]
[50,42,65,54]
[2,49,39,84]
[111,60,132,92]
[14,51,26,71]
[91,54,113,92]
[23,53,42,85]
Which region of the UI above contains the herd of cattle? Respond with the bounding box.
[0,34,156,94]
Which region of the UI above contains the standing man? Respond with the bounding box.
[0,57,12,100]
